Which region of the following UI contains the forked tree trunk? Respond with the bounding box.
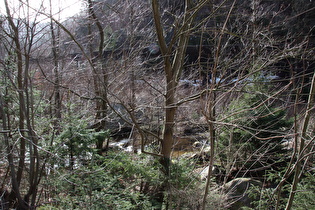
[4,1,28,208]
[0,95,28,209]
[152,0,194,176]
[4,1,43,208]
[151,1,200,208]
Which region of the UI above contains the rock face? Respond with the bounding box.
[223,178,262,210]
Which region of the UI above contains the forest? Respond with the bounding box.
[0,0,315,209]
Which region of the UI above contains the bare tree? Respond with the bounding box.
[1,0,313,209]
[0,0,46,208]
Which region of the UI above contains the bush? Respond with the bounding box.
[218,80,293,171]
[292,173,315,209]
[43,151,158,209]
[41,150,202,209]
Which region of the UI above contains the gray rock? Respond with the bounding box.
[200,165,222,181]
[223,178,262,210]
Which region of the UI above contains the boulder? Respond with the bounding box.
[187,146,211,163]
[223,178,262,210]
[200,165,223,181]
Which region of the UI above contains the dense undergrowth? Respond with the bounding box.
[36,148,315,210]
[38,150,204,209]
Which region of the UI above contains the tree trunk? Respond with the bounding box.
[0,94,28,209]
[151,1,198,208]
[87,0,108,155]
[4,1,28,208]
[50,3,62,132]
[4,1,43,208]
